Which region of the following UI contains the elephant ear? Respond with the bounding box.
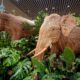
[60,15,76,37]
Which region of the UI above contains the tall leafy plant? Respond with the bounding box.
[34,11,48,34]
[0,31,11,48]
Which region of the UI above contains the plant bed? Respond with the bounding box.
[0,31,80,80]
[0,12,80,80]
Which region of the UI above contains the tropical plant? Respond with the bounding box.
[10,58,32,80]
[0,31,11,48]
[34,11,48,35]
[0,12,80,80]
[35,11,48,28]
[0,48,21,67]
[11,36,37,54]
[75,16,80,26]
[22,22,34,30]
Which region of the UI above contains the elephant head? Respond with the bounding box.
[34,14,61,60]
[33,14,77,60]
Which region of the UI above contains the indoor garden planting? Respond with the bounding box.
[0,11,80,80]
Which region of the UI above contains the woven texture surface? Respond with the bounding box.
[11,0,80,18]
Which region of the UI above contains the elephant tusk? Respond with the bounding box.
[32,46,49,58]
[27,49,35,56]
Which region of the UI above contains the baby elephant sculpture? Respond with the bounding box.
[0,13,34,40]
[33,14,80,60]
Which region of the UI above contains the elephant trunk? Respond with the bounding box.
[34,27,50,60]
[34,40,50,60]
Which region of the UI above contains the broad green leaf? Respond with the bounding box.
[71,72,80,80]
[32,58,46,72]
[76,58,80,66]
[0,48,11,58]
[3,52,20,67]
[0,31,11,48]
[0,48,21,67]
[10,58,31,80]
[77,78,80,80]
[61,48,75,67]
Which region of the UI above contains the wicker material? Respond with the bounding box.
[34,14,78,60]
[0,13,33,40]
[11,0,80,18]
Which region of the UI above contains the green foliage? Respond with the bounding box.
[23,76,33,80]
[11,38,28,53]
[0,12,80,80]
[31,58,47,79]
[22,22,34,30]
[75,16,80,26]
[11,38,28,48]
[35,11,48,28]
[71,72,80,80]
[0,61,6,77]
[0,48,11,58]
[70,13,80,26]
[32,58,46,73]
[75,57,80,67]
[11,37,37,53]
[34,11,48,34]
[10,58,32,80]
[22,11,48,35]
[42,73,62,80]
[61,48,75,67]
[0,36,80,80]
[3,49,21,67]
[0,48,21,67]
[0,31,11,48]
[48,54,56,67]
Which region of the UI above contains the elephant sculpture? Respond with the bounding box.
[0,13,35,40]
[32,13,79,60]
